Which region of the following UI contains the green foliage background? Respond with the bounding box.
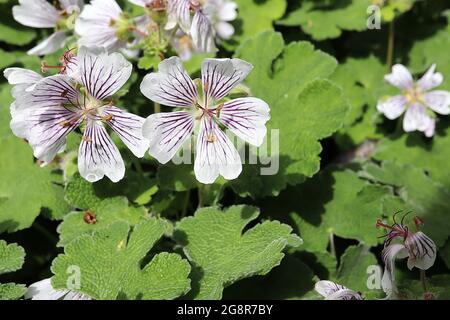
[0,0,449,300]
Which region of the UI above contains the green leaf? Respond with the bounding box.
[0,136,70,232]
[58,174,148,246]
[0,283,27,300]
[0,240,26,300]
[361,161,450,247]
[0,240,25,275]
[52,219,191,300]
[277,0,372,40]
[223,255,315,299]
[374,126,450,190]
[336,244,382,298]
[173,205,302,299]
[232,31,348,197]
[224,0,286,50]
[0,22,36,46]
[330,56,389,148]
[408,28,450,90]
[260,168,397,253]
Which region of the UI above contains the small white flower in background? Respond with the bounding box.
[140,57,270,184]
[315,280,363,300]
[166,0,237,52]
[13,0,83,56]
[376,213,437,299]
[76,0,149,52]
[377,64,450,137]
[25,278,91,300]
[4,47,149,183]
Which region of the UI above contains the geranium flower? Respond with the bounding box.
[315,280,363,300]
[75,0,149,52]
[25,278,91,300]
[376,213,437,299]
[377,64,450,137]
[140,56,270,184]
[5,47,149,182]
[13,0,83,55]
[165,0,237,52]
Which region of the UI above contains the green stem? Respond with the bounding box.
[154,102,161,113]
[197,184,209,208]
[420,269,428,292]
[386,20,395,71]
[329,232,336,258]
[181,190,190,219]
[132,158,144,175]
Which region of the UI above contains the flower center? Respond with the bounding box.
[404,88,424,104]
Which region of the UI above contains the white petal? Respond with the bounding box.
[314,280,346,298]
[385,64,414,90]
[405,231,437,271]
[217,1,238,21]
[78,120,125,183]
[27,31,67,56]
[423,90,450,115]
[78,46,132,100]
[3,68,42,86]
[216,21,234,39]
[25,279,68,300]
[75,0,122,50]
[13,0,59,28]
[201,58,253,104]
[16,106,81,163]
[376,95,407,120]
[102,106,150,158]
[417,64,443,91]
[402,103,433,133]
[326,289,363,300]
[140,56,198,107]
[191,11,217,53]
[194,116,242,184]
[381,243,408,296]
[142,111,194,164]
[217,97,270,146]
[166,0,191,32]
[424,119,435,138]
[16,75,79,111]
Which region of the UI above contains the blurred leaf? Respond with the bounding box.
[278,0,372,40]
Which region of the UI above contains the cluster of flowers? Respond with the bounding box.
[4,47,270,184]
[13,0,237,58]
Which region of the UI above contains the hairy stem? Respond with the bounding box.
[420,269,428,292]
[329,232,336,258]
[386,20,395,71]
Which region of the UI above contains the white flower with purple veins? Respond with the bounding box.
[315,281,363,300]
[140,57,270,184]
[376,213,437,299]
[377,64,450,137]
[25,278,91,300]
[6,47,149,182]
[166,0,237,52]
[76,0,148,52]
[13,0,83,55]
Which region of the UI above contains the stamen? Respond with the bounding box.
[206,133,217,143]
[41,61,65,73]
[414,216,424,230]
[82,135,92,142]
[102,114,114,122]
